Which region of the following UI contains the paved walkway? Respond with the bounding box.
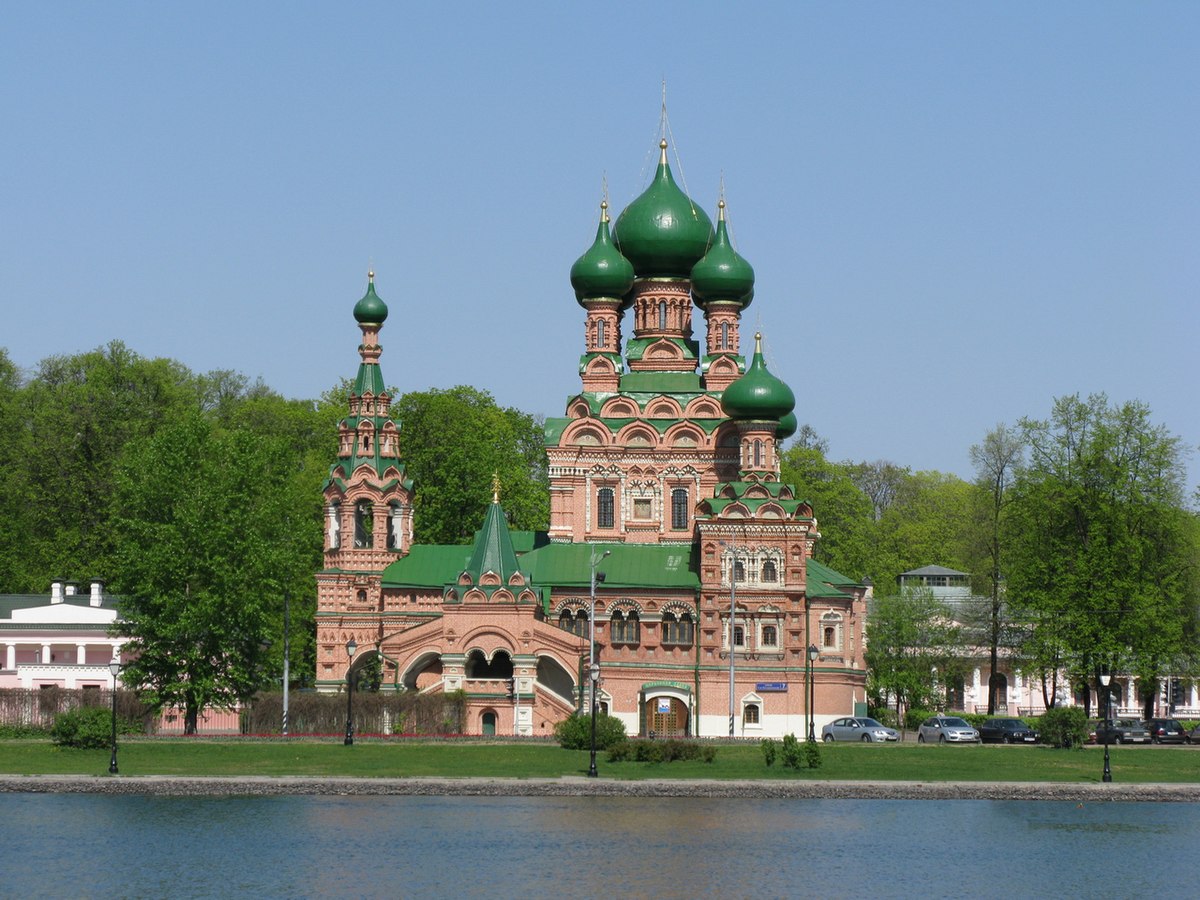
[2,774,1197,801]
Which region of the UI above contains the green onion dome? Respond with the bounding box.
[353,273,389,324]
[720,333,796,420]
[690,200,754,308]
[570,200,635,307]
[613,139,714,278]
[776,411,798,441]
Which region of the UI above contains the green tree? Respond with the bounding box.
[865,587,962,729]
[967,424,1024,714]
[869,471,975,590]
[0,349,30,587]
[394,386,549,545]
[109,412,316,733]
[1006,394,1195,716]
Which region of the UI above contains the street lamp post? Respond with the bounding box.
[588,546,610,778]
[807,644,819,742]
[344,638,357,746]
[107,659,121,775]
[1099,670,1112,783]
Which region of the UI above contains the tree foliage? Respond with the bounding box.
[1005,394,1196,713]
[394,386,549,545]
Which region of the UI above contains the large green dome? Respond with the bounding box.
[690,200,754,308]
[353,274,388,324]
[721,333,796,420]
[613,140,713,278]
[570,201,635,306]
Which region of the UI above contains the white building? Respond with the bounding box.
[0,580,124,689]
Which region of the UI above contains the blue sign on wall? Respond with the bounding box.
[756,682,787,692]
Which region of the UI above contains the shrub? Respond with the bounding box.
[701,745,717,763]
[554,712,627,750]
[1038,706,1088,749]
[760,738,778,766]
[605,738,713,763]
[905,708,934,730]
[0,723,49,738]
[780,733,803,768]
[953,712,988,728]
[802,740,823,769]
[51,707,122,749]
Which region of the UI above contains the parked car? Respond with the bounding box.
[978,718,1039,744]
[1188,723,1200,744]
[1093,718,1151,744]
[1144,718,1188,744]
[917,716,981,744]
[821,717,900,743]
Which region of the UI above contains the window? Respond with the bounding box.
[753,439,763,468]
[761,625,778,648]
[559,609,587,637]
[658,300,667,331]
[743,703,760,725]
[821,613,843,651]
[733,625,745,648]
[663,611,694,646]
[596,319,606,349]
[611,610,640,645]
[823,626,835,646]
[597,487,614,529]
[633,498,652,520]
[761,560,777,582]
[720,322,730,350]
[671,488,689,530]
[734,560,746,582]
[354,501,373,548]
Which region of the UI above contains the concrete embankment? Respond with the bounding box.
[1,775,1197,802]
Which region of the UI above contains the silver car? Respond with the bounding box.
[821,716,900,743]
[917,715,981,744]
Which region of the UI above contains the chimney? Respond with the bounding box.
[65,582,78,597]
[90,580,105,607]
[51,581,64,604]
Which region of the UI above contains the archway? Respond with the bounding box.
[481,710,497,736]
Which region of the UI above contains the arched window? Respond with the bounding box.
[720,322,730,350]
[734,560,746,582]
[671,488,689,530]
[743,703,760,725]
[733,625,745,648]
[597,487,615,529]
[558,609,588,637]
[658,300,668,331]
[662,611,694,647]
[761,625,778,648]
[596,318,606,349]
[821,612,843,651]
[611,610,639,645]
[753,439,763,468]
[354,501,373,548]
[761,560,778,582]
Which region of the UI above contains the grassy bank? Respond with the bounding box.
[1,739,1197,783]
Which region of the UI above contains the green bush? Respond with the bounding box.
[50,707,122,749]
[802,740,823,769]
[954,712,988,728]
[0,723,49,738]
[868,708,898,728]
[905,708,935,730]
[605,738,715,763]
[760,738,778,766]
[1038,706,1088,749]
[553,712,627,750]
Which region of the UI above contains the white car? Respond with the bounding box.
[917,715,981,744]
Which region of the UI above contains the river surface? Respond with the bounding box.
[4,794,1197,898]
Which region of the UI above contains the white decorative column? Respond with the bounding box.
[76,644,87,665]
[5,644,14,670]
[41,643,51,664]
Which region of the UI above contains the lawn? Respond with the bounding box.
[1,738,1197,783]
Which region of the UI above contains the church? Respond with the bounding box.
[314,138,869,739]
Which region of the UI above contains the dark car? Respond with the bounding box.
[1188,724,1200,744]
[1093,718,1151,744]
[1144,718,1188,744]
[978,718,1039,744]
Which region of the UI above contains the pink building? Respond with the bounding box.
[315,139,869,738]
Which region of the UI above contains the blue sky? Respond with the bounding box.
[3,2,1197,495]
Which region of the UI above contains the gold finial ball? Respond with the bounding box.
[601,200,608,210]
[368,270,375,280]
[659,138,668,149]
[719,199,726,209]
[755,331,762,340]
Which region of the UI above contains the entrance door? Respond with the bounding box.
[645,696,689,737]
[481,711,496,736]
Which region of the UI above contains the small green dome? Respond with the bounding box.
[776,411,798,441]
[570,201,635,306]
[353,274,388,324]
[721,333,796,420]
[613,140,713,278]
[690,200,754,308]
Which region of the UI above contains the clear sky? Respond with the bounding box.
[3,2,1197,496]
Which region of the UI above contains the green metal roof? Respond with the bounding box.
[618,371,704,394]
[519,543,700,591]
[806,558,859,599]
[461,501,524,586]
[380,545,472,588]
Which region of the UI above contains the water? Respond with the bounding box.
[3,794,1196,898]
